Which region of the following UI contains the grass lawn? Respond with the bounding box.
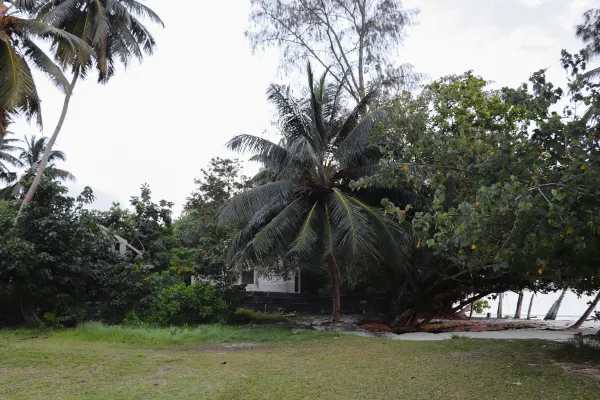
[1,323,599,399]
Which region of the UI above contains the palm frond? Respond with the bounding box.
[120,0,165,27]
[251,198,306,259]
[0,32,42,127]
[226,198,287,263]
[331,90,378,145]
[227,134,289,170]
[335,111,388,168]
[21,37,71,93]
[267,84,309,143]
[289,200,320,259]
[328,188,380,259]
[583,66,600,79]
[217,180,293,227]
[20,18,94,64]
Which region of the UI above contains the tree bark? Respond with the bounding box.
[570,291,600,329]
[15,71,79,222]
[497,293,503,319]
[451,292,487,313]
[469,302,474,319]
[357,0,366,99]
[514,292,524,319]
[527,294,535,320]
[328,255,341,323]
[544,287,567,320]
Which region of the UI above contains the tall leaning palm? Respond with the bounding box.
[0,0,90,146]
[16,0,163,219]
[218,66,410,322]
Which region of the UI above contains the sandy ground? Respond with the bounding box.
[368,319,600,342]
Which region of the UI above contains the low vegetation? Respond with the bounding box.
[1,326,599,399]
[229,308,290,325]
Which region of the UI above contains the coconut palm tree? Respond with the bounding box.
[0,0,91,146]
[16,0,163,218]
[218,66,412,322]
[0,133,23,177]
[18,135,74,180]
[0,135,74,199]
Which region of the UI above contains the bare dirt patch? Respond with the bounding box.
[185,343,278,352]
[553,361,600,381]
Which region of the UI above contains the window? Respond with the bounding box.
[241,270,254,285]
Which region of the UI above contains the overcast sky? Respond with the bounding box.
[7,0,599,317]
[10,0,596,215]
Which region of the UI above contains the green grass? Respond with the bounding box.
[0,322,326,346]
[1,324,599,399]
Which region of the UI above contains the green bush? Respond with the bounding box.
[149,283,228,326]
[229,308,289,325]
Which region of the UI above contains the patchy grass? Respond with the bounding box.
[229,308,290,325]
[1,326,600,399]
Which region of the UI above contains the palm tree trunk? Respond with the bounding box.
[15,71,79,221]
[514,292,524,319]
[328,255,341,323]
[527,294,535,320]
[570,291,600,329]
[545,287,567,320]
[497,293,503,318]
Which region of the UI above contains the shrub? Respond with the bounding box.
[229,308,289,325]
[149,283,228,326]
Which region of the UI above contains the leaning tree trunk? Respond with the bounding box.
[497,293,503,319]
[328,255,341,323]
[514,292,524,319]
[545,287,568,320]
[15,72,79,222]
[570,291,600,329]
[527,294,535,320]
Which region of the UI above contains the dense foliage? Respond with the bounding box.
[355,49,600,326]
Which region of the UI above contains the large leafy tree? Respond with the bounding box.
[218,66,410,322]
[0,0,89,145]
[16,0,164,219]
[99,184,174,271]
[246,0,422,101]
[185,157,247,213]
[360,52,600,327]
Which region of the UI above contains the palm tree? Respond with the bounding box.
[218,66,411,322]
[0,135,74,199]
[16,0,163,218]
[0,133,23,178]
[0,0,91,146]
[19,135,74,180]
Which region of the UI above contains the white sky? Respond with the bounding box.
[9,0,597,214]
[7,0,599,317]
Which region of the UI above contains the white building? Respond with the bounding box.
[238,269,301,293]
